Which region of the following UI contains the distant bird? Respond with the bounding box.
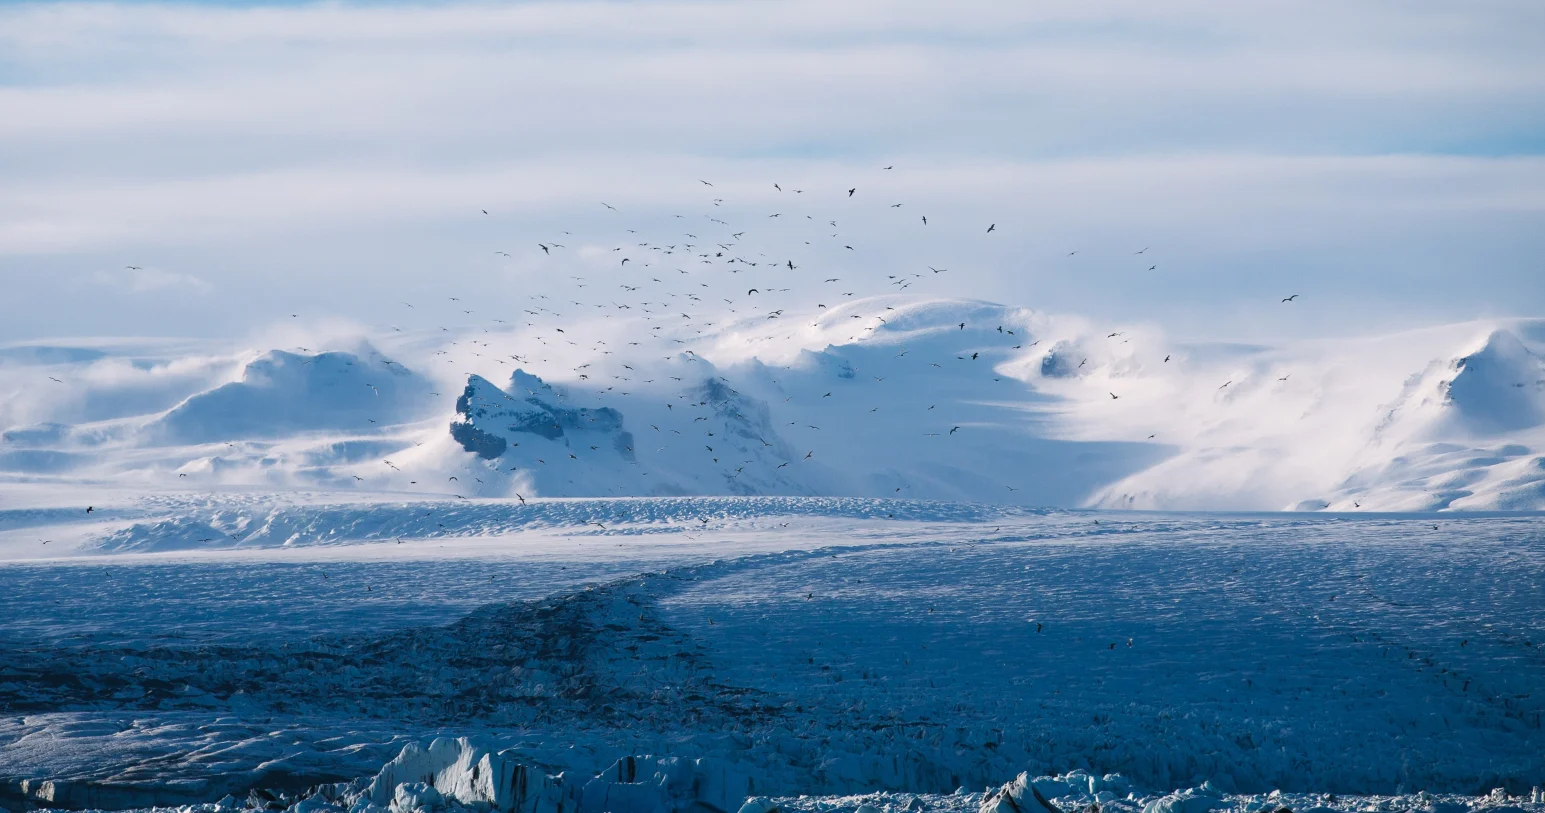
[539,244,550,254]
[700,180,713,186]
[48,376,63,383]
[1109,392,1119,400]
[986,224,995,233]
[921,216,927,225]
[1282,294,1299,302]
[848,188,856,197]
[85,506,93,513]
[950,426,960,434]
[601,202,617,210]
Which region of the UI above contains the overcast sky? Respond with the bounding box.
[2,1,1543,345]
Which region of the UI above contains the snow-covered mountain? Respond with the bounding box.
[1,298,1542,510]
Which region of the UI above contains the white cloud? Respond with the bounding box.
[92,267,212,294]
[0,1,1541,343]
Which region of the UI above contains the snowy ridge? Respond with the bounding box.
[149,347,437,445]
[84,496,1022,553]
[1,300,1544,510]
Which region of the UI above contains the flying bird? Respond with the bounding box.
[1282,294,1299,302]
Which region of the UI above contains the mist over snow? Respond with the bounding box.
[2,295,1542,511]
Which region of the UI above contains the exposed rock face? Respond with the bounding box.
[450,372,634,462]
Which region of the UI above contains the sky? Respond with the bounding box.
[1,0,1543,345]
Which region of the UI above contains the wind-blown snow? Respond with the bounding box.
[1,297,1541,510]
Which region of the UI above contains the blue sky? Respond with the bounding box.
[1,0,1542,343]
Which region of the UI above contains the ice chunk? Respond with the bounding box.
[366,738,570,813]
[737,798,780,813]
[392,783,444,813]
[981,774,1061,813]
[1141,792,1222,813]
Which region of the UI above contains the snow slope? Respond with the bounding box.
[1,299,1543,510]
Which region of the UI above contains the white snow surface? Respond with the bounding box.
[2,296,1543,511]
[3,296,1544,811]
[1,500,1542,811]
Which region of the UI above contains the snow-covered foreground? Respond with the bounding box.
[2,498,1541,812]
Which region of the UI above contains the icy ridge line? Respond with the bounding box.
[286,737,756,813]
[153,739,1545,813]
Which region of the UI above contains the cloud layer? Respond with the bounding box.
[1,0,1542,342]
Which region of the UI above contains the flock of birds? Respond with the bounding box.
[91,171,1310,501]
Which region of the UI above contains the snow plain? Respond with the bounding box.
[1,497,1542,813]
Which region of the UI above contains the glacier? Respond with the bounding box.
[1,296,1543,813]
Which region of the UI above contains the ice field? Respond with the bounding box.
[3,293,1544,813]
[1,497,1542,813]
